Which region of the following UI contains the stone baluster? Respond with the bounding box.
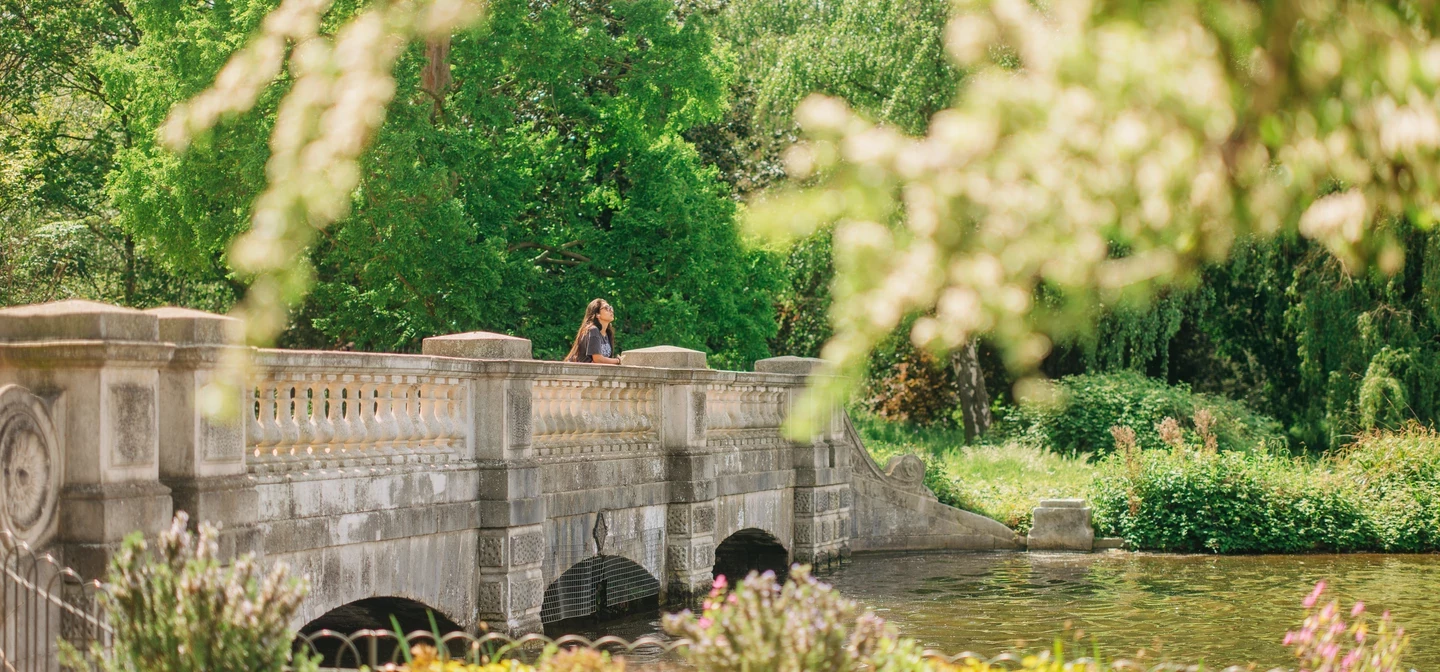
[359,382,381,460]
[395,382,416,453]
[376,381,400,460]
[417,383,438,450]
[314,381,336,456]
[562,381,581,440]
[532,382,550,439]
[437,384,460,448]
[601,383,619,434]
[328,382,351,459]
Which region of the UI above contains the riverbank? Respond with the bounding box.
[852,413,1092,533]
[857,411,1440,552]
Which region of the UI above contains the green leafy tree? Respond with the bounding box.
[105,0,777,365]
[0,0,230,309]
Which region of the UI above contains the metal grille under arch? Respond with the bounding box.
[540,528,663,625]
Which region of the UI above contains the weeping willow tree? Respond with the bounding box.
[750,0,1440,436]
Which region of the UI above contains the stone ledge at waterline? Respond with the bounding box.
[0,297,1032,637]
[1026,499,1124,552]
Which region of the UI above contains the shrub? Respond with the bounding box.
[1091,425,1440,552]
[62,512,316,672]
[662,566,930,672]
[1000,372,1285,455]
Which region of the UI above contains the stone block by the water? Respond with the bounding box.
[1027,499,1095,551]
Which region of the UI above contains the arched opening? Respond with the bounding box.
[294,597,464,668]
[541,555,660,637]
[713,528,789,585]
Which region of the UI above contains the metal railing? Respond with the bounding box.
[291,630,1287,672]
[0,534,111,672]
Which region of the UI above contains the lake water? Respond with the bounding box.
[823,551,1440,669]
[580,551,1440,670]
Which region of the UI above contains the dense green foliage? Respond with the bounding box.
[1002,371,1285,455]
[93,0,779,365]
[1091,426,1440,553]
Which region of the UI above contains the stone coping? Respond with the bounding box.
[254,348,810,384]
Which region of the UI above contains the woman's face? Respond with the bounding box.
[598,302,615,325]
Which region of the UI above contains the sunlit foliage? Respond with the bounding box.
[751,0,1440,433]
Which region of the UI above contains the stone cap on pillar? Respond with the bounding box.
[145,307,242,345]
[753,355,828,376]
[422,331,533,360]
[620,345,707,369]
[0,299,158,342]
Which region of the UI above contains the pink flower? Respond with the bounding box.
[713,575,727,591]
[1351,601,1365,617]
[1304,581,1327,608]
[698,617,712,629]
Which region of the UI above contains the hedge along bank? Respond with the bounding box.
[1090,424,1440,553]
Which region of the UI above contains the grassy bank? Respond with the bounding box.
[853,413,1093,533]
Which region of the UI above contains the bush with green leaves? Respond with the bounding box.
[61,512,316,672]
[1000,372,1285,455]
[1090,425,1440,552]
[662,566,930,672]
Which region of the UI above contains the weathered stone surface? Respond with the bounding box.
[0,300,158,342]
[753,355,826,376]
[1093,537,1126,550]
[1027,500,1095,551]
[145,307,240,345]
[621,345,706,369]
[423,331,533,360]
[1,299,1043,639]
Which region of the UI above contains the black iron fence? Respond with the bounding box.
[291,629,1285,672]
[0,534,111,672]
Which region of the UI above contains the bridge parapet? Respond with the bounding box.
[0,299,1024,640]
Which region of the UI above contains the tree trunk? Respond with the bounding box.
[950,339,992,441]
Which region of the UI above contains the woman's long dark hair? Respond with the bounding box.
[564,298,615,362]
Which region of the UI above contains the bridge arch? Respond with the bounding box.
[540,554,661,633]
[294,596,464,667]
[712,528,789,584]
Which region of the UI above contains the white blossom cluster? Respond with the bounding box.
[751,0,1440,435]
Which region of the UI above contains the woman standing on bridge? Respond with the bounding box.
[564,298,621,364]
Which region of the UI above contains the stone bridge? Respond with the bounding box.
[0,300,1021,635]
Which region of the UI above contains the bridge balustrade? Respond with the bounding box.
[0,300,1024,641]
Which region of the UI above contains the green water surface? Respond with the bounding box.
[823,551,1440,669]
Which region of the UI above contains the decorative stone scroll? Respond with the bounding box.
[0,385,61,549]
[247,372,467,473]
[883,454,927,491]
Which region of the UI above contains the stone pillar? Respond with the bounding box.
[624,347,716,604]
[755,356,852,567]
[423,332,545,635]
[147,307,259,559]
[0,300,174,579]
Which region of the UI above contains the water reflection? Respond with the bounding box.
[826,552,1440,669]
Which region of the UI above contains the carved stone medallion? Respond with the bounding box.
[0,385,61,549]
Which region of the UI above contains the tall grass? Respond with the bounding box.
[852,413,1093,533]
